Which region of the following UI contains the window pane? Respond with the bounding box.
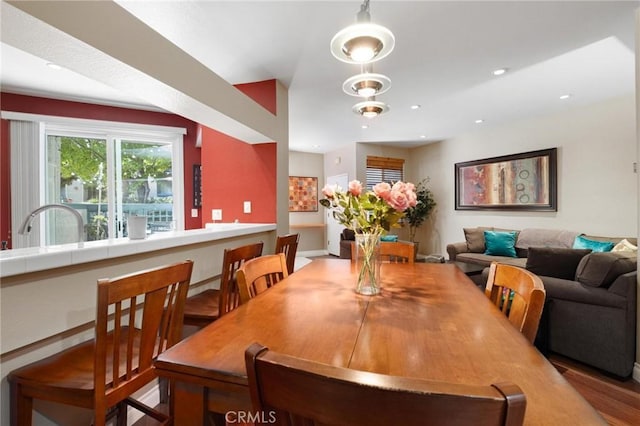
[120,140,174,236]
[46,135,108,244]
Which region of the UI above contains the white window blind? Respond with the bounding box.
[366,156,404,190]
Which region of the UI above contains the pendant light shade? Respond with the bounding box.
[330,0,395,64]
[353,99,389,118]
[343,72,391,97]
[330,23,395,64]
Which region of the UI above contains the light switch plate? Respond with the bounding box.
[191,209,198,218]
[212,209,222,220]
[243,201,251,214]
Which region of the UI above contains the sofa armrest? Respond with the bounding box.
[608,271,637,299]
[446,242,469,261]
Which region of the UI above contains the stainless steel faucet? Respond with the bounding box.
[18,204,85,245]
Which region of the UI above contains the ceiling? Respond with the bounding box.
[1,1,637,153]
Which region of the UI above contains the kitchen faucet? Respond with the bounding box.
[18,204,85,246]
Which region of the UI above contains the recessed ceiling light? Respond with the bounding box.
[410,104,421,110]
[492,68,508,76]
[559,94,572,100]
[419,135,427,139]
[475,119,484,124]
[312,144,320,149]
[361,124,369,129]
[46,62,62,70]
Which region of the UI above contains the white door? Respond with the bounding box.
[326,173,349,256]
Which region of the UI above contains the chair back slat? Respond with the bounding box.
[94,260,193,410]
[485,262,546,343]
[220,242,264,316]
[275,233,300,274]
[245,343,526,426]
[237,253,289,304]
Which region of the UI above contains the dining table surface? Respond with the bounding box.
[155,258,605,425]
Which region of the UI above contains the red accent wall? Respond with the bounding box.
[235,80,277,115]
[0,93,202,246]
[201,126,276,224]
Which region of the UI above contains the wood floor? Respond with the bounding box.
[549,354,640,425]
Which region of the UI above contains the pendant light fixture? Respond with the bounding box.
[330,0,395,64]
[342,65,391,98]
[353,98,389,118]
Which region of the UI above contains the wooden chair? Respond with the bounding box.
[380,241,415,263]
[275,233,300,274]
[9,260,194,426]
[485,262,546,343]
[350,240,415,263]
[244,343,526,426]
[182,242,264,328]
[237,253,288,304]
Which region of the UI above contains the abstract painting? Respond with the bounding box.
[288,176,318,212]
[455,148,557,211]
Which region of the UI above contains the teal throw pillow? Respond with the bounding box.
[380,234,398,242]
[573,235,614,253]
[484,230,517,257]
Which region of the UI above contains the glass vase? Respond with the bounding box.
[354,233,381,295]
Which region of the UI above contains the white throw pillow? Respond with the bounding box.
[611,239,637,254]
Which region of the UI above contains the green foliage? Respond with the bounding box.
[405,179,437,242]
[57,137,172,203]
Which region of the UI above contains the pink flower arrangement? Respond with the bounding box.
[320,179,417,236]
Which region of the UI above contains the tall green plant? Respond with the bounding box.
[405,179,436,242]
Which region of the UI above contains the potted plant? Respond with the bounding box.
[405,179,436,243]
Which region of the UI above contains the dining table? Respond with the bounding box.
[155,259,605,425]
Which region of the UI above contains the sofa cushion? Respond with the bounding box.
[525,247,591,280]
[575,252,637,288]
[516,228,581,250]
[573,235,614,253]
[342,228,355,241]
[611,238,637,255]
[484,231,517,257]
[456,252,527,268]
[464,227,488,253]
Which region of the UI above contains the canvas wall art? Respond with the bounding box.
[288,176,318,212]
[455,148,557,211]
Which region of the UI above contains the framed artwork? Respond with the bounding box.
[455,148,557,211]
[288,176,318,212]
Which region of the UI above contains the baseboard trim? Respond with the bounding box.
[297,249,329,257]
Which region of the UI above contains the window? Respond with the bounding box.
[366,156,404,190]
[9,114,185,247]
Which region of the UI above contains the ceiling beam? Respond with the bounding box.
[3,0,280,143]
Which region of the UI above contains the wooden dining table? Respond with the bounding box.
[155,259,605,425]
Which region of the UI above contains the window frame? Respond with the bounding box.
[5,111,186,246]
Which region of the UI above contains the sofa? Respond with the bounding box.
[339,228,356,259]
[447,227,637,377]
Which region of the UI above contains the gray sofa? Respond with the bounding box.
[446,227,637,377]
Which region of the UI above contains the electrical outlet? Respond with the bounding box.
[243,201,251,214]
[212,209,222,221]
[191,209,198,218]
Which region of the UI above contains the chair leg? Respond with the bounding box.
[10,381,33,426]
[159,376,169,403]
[116,400,128,426]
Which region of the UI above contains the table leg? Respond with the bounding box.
[172,381,207,426]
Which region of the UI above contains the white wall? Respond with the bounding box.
[407,94,637,254]
[289,151,325,253]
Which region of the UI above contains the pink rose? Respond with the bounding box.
[388,189,410,211]
[348,180,363,196]
[373,182,391,200]
[322,184,336,198]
